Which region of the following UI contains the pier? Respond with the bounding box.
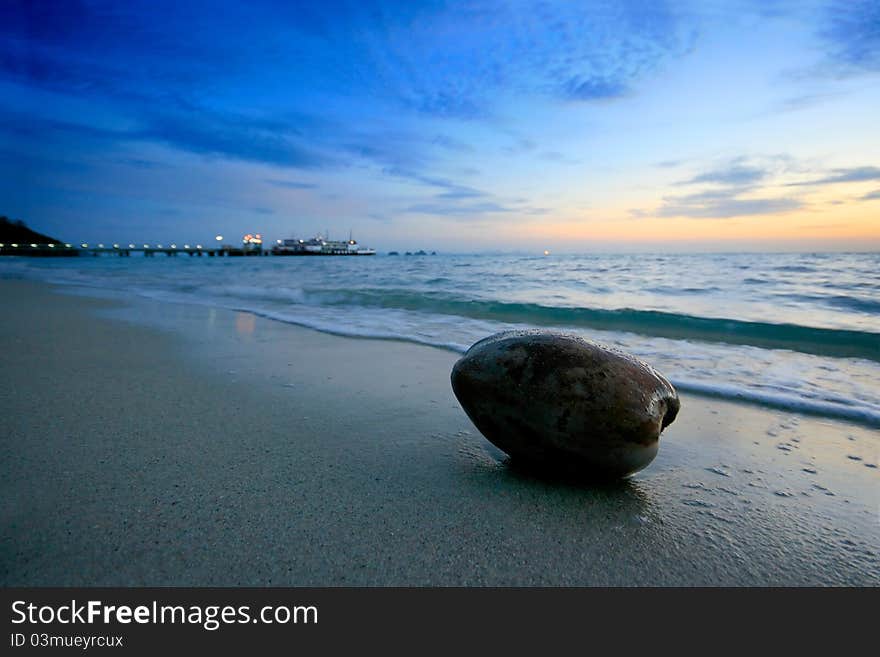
[0,243,266,257]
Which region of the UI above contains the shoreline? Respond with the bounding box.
[4,259,878,429]
[1,279,878,585]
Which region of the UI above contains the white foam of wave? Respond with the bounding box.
[669,380,880,426]
[196,297,880,428]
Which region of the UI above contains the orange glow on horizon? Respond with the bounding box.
[507,192,880,245]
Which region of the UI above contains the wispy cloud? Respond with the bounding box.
[861,189,880,201]
[820,0,880,75]
[429,134,473,153]
[402,200,514,217]
[434,186,487,201]
[655,190,801,219]
[539,151,580,165]
[774,92,842,113]
[114,158,165,169]
[136,108,330,168]
[564,79,628,101]
[377,165,496,205]
[264,179,318,190]
[645,156,802,219]
[0,0,695,196]
[678,162,767,186]
[786,166,880,186]
[0,104,331,170]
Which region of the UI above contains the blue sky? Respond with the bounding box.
[1,0,878,251]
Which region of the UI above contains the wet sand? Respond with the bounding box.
[1,279,877,585]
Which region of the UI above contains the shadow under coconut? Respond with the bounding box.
[504,456,652,488]
[465,440,657,520]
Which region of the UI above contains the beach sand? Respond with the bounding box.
[1,279,877,586]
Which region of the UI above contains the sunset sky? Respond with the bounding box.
[1,0,878,251]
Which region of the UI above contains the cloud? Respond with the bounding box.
[384,164,524,216]
[0,110,122,142]
[653,158,786,218]
[264,179,318,190]
[786,166,880,186]
[679,163,767,186]
[136,109,330,168]
[501,133,537,155]
[659,157,815,218]
[402,200,515,217]
[378,165,493,200]
[861,189,880,201]
[0,0,694,184]
[821,0,880,74]
[539,151,579,164]
[429,134,473,153]
[259,1,691,116]
[775,92,841,113]
[434,186,487,200]
[563,78,628,101]
[656,191,801,219]
[655,193,803,219]
[115,158,165,169]
[401,186,548,218]
[0,102,330,170]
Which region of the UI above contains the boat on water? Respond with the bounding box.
[271,233,376,256]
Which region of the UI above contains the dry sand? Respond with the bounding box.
[1,279,877,585]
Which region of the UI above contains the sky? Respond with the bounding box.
[1,0,878,252]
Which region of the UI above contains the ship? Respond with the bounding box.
[271,232,376,256]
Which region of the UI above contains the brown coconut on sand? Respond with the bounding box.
[451,330,680,479]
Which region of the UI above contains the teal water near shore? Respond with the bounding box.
[2,251,878,425]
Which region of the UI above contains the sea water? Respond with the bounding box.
[2,251,878,426]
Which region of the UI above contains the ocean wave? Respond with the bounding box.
[773,265,815,272]
[300,290,880,361]
[4,254,880,427]
[826,295,880,314]
[669,379,880,427]
[209,301,880,428]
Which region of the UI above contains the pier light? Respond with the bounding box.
[65,244,72,248]
[113,243,119,249]
[184,244,190,249]
[276,239,282,245]
[129,244,135,248]
[0,243,4,247]
[143,244,149,249]
[30,243,37,248]
[171,244,177,249]
[12,243,19,247]
[196,244,202,249]
[48,243,55,248]
[543,250,551,256]
[98,243,105,248]
[215,235,223,242]
[81,243,88,248]
[157,244,162,248]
